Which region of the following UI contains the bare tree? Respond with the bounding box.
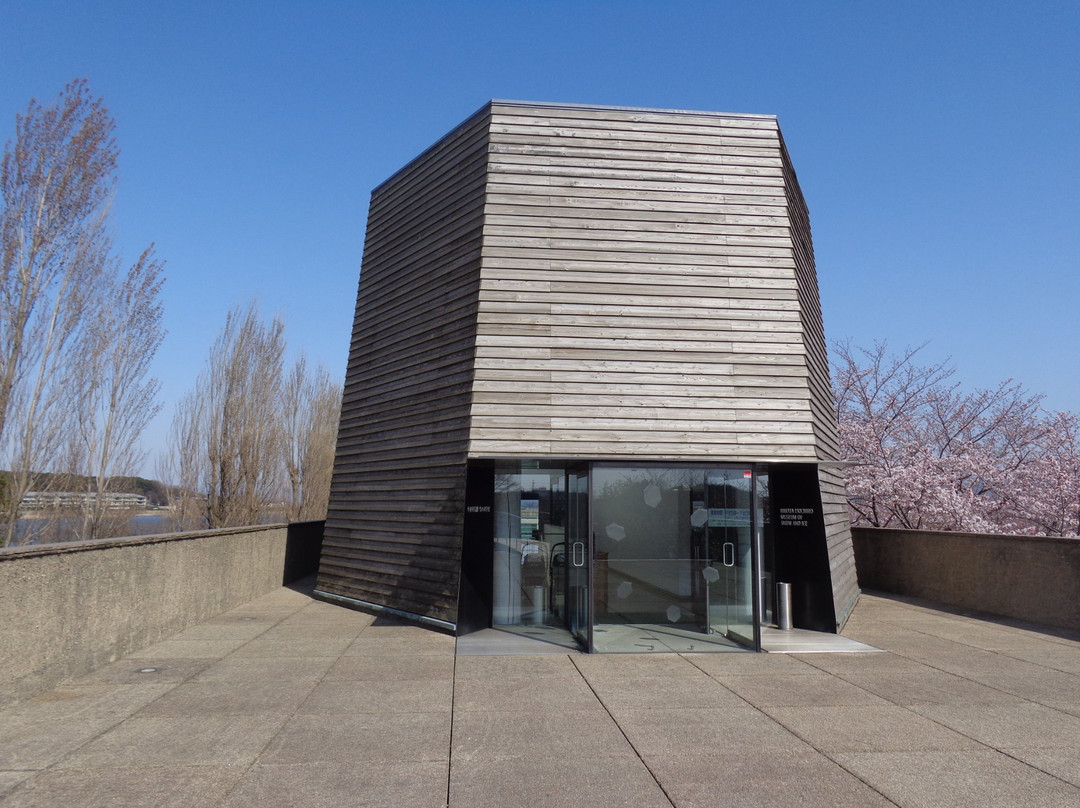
[163,306,341,529]
[0,80,120,546]
[281,355,341,521]
[71,248,165,539]
[170,302,286,528]
[157,386,205,532]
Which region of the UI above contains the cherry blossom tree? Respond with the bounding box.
[833,342,1079,537]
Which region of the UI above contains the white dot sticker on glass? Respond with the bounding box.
[605,523,626,541]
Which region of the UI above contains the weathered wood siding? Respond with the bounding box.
[468,103,819,460]
[320,101,857,629]
[778,131,859,627]
[317,108,491,623]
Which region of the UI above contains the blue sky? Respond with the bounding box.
[2,1,1078,471]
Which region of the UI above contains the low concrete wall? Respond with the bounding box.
[0,521,324,706]
[852,527,1080,631]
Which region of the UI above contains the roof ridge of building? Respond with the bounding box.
[490,98,777,121]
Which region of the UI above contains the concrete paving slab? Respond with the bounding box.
[64,657,216,685]
[0,765,244,808]
[136,680,318,717]
[572,652,700,680]
[164,621,273,642]
[237,587,314,607]
[1046,701,1080,720]
[9,584,1080,807]
[453,672,601,712]
[322,652,455,681]
[260,712,451,765]
[613,706,808,756]
[453,653,580,679]
[228,636,354,658]
[255,622,369,641]
[55,714,289,769]
[221,604,307,618]
[223,761,449,808]
[835,750,1080,808]
[996,642,1080,674]
[270,614,375,635]
[840,623,928,646]
[858,634,1002,667]
[831,670,1029,707]
[193,655,338,684]
[646,749,895,808]
[127,639,250,659]
[715,672,890,708]
[344,634,457,656]
[452,709,633,762]
[0,715,120,770]
[299,679,454,714]
[951,664,1080,706]
[795,651,939,675]
[287,600,374,619]
[1001,747,1080,789]
[0,771,33,796]
[761,705,983,752]
[0,683,176,769]
[684,651,821,677]
[903,622,1042,652]
[455,627,580,654]
[587,673,746,712]
[3,683,172,721]
[359,619,450,637]
[450,754,671,808]
[909,702,1080,749]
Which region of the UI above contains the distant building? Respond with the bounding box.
[317,101,858,652]
[20,491,148,512]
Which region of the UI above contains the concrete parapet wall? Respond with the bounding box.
[852,527,1080,631]
[0,522,324,706]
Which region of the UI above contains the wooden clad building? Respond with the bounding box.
[317,102,858,651]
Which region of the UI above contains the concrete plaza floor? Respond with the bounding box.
[3,584,1080,807]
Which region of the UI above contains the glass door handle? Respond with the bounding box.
[572,542,586,567]
[723,542,735,567]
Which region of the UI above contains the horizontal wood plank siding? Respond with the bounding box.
[469,103,818,461]
[318,108,491,623]
[778,132,858,626]
[319,101,857,632]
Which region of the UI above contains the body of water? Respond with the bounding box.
[12,513,183,545]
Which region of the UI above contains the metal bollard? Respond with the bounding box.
[777,582,793,630]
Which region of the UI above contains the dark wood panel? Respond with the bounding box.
[318,106,491,625]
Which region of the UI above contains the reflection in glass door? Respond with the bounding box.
[490,462,759,652]
[490,463,587,651]
[704,469,755,646]
[566,468,590,650]
[589,464,758,653]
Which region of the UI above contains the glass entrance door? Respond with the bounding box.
[489,462,758,652]
[703,469,755,646]
[589,464,759,652]
[490,462,584,650]
[566,468,590,650]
